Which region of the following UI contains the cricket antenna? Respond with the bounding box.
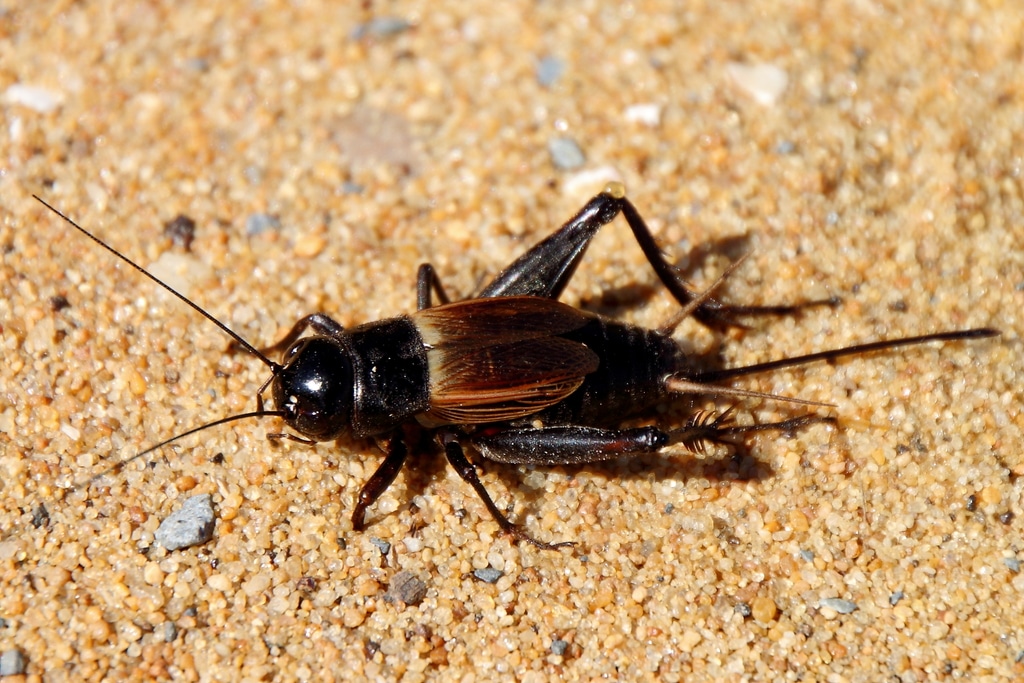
[72,410,288,490]
[32,195,282,373]
[690,328,1000,383]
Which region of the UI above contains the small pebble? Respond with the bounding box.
[562,165,621,196]
[31,504,49,528]
[725,61,788,106]
[183,57,210,72]
[1004,557,1020,573]
[155,494,215,551]
[750,596,778,622]
[5,83,62,113]
[889,591,904,606]
[679,630,702,651]
[472,568,504,584]
[775,139,796,154]
[550,639,568,656]
[293,234,326,258]
[370,538,391,556]
[978,484,1001,505]
[799,549,814,562]
[350,17,412,40]
[819,598,858,614]
[548,137,585,170]
[402,536,424,553]
[160,622,178,643]
[623,103,661,127]
[385,571,427,605]
[163,214,196,251]
[245,213,281,236]
[0,649,26,676]
[536,55,565,87]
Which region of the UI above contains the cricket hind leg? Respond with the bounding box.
[416,263,453,309]
[469,413,835,465]
[454,414,834,548]
[476,183,837,325]
[472,425,670,466]
[612,187,840,327]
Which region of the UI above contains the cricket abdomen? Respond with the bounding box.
[540,316,684,426]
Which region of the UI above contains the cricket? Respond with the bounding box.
[34,184,998,549]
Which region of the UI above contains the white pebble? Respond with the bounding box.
[624,103,662,127]
[155,494,215,551]
[5,84,63,113]
[562,165,623,197]
[725,62,789,106]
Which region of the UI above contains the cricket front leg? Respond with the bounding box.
[261,313,347,356]
[351,436,409,531]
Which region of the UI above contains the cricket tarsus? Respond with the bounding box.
[43,183,997,551]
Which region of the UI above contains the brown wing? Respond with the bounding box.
[412,297,599,426]
[413,295,594,347]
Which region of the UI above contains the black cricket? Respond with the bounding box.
[35,184,997,549]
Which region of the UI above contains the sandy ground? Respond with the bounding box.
[2,1,1023,681]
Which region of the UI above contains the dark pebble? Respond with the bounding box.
[370,538,391,556]
[385,571,427,605]
[472,567,504,584]
[163,214,196,250]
